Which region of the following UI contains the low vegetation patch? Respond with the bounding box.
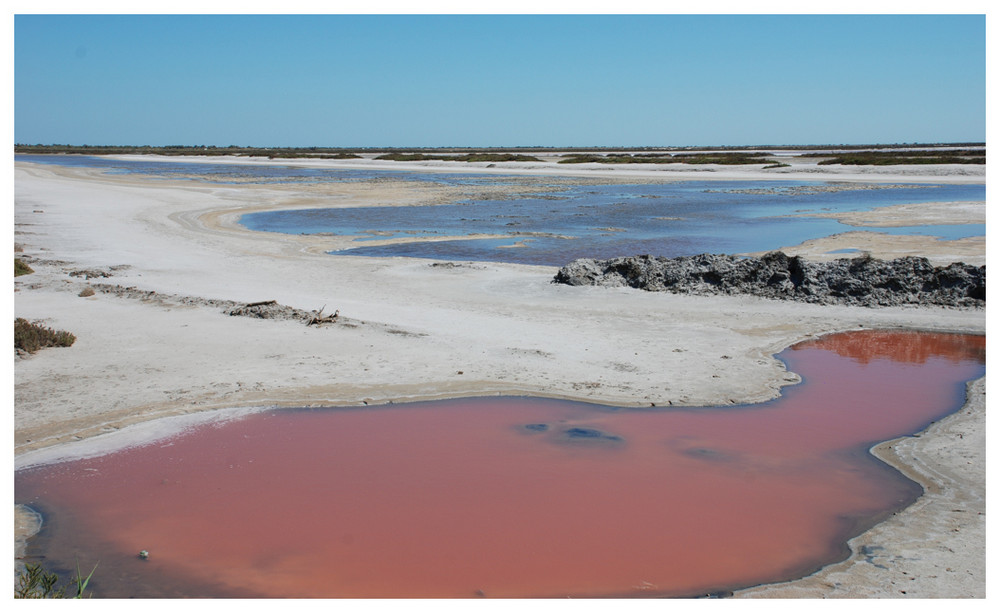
[15,562,97,599]
[15,258,34,276]
[801,149,985,165]
[672,152,775,164]
[14,318,76,354]
[266,151,361,160]
[375,152,541,163]
[558,152,774,165]
[14,144,363,160]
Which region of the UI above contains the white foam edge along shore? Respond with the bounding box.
[12,157,987,598]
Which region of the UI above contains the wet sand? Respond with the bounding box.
[763,199,986,265]
[796,200,984,227]
[12,158,987,597]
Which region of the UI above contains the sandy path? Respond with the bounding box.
[12,159,986,597]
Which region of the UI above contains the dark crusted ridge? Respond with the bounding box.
[553,252,985,308]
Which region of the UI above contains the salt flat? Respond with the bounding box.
[12,157,986,597]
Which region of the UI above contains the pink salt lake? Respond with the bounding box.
[15,330,985,598]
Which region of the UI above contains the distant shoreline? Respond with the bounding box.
[19,149,982,186]
[13,142,987,155]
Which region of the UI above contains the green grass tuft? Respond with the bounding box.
[15,258,34,276]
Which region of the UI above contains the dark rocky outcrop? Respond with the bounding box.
[553,252,984,308]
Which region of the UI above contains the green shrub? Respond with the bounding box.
[14,318,76,353]
[15,258,33,276]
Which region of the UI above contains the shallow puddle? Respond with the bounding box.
[15,330,985,598]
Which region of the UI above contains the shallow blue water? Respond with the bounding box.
[18,154,984,266]
[241,180,984,265]
[14,154,526,186]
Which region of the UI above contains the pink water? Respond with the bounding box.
[15,330,985,598]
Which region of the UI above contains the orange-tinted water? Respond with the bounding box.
[15,331,985,598]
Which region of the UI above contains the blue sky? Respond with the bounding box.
[14,14,987,147]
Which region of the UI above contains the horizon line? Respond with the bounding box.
[15,142,988,150]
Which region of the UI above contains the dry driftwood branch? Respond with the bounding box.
[307,308,339,326]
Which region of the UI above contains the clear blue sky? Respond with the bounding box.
[14,14,987,147]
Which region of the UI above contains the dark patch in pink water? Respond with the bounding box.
[15,331,985,598]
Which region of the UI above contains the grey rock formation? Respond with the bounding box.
[553,252,984,308]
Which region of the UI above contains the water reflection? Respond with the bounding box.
[794,329,986,364]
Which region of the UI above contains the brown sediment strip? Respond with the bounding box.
[735,375,985,598]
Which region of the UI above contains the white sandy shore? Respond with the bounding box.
[12,158,987,597]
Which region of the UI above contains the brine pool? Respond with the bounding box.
[15,330,985,598]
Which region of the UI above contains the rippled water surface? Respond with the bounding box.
[17,154,984,266]
[16,331,985,598]
[247,181,983,265]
